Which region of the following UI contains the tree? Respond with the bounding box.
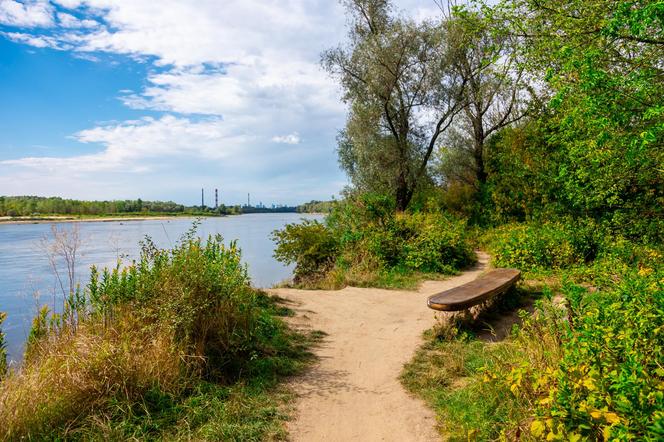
[505,0,664,239]
[324,0,466,211]
[437,4,532,186]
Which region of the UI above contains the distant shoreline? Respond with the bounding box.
[0,212,320,225]
[0,214,214,225]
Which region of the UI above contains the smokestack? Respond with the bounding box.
[247,193,250,207]
[215,188,218,209]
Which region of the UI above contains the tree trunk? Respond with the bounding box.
[474,139,487,184]
[395,139,413,212]
[395,174,411,212]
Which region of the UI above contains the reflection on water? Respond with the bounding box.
[0,213,322,363]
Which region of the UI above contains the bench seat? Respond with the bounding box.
[427,268,521,311]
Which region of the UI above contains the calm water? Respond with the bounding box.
[0,213,322,363]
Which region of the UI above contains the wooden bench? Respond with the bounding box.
[427,268,521,311]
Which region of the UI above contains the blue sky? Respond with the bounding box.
[0,0,441,206]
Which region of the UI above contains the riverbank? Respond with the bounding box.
[0,234,319,440]
[0,214,220,225]
[0,213,323,363]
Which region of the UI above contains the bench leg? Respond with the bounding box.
[450,309,474,328]
[434,309,474,340]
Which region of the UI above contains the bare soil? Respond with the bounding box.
[270,253,489,442]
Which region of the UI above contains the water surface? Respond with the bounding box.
[0,213,322,363]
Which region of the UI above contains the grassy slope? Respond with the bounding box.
[401,284,546,441]
[76,318,322,441]
[0,297,321,441]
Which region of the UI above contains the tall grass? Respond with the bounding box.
[0,226,316,440]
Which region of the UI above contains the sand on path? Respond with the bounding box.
[269,253,489,442]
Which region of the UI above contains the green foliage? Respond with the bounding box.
[296,199,336,213]
[538,271,664,440]
[25,305,50,361]
[0,195,244,217]
[496,266,664,441]
[273,193,475,288]
[87,231,283,381]
[272,220,339,282]
[496,0,664,241]
[481,118,563,224]
[484,222,599,271]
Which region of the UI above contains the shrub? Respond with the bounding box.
[273,194,476,288]
[272,219,339,283]
[484,222,599,271]
[89,232,288,381]
[486,267,663,441]
[399,212,475,273]
[538,270,664,440]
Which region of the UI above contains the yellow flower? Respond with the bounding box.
[531,420,546,438]
[582,378,597,390]
[604,412,620,424]
[590,410,603,419]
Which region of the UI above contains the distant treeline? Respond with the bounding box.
[296,200,335,213]
[0,196,234,217]
[241,206,297,214]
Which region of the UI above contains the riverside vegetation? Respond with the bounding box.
[271,0,662,440]
[0,195,245,218]
[0,0,661,440]
[0,225,318,440]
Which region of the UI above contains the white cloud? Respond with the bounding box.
[0,0,438,203]
[38,0,344,67]
[2,115,247,172]
[272,132,301,145]
[0,0,53,27]
[2,30,60,48]
[57,12,97,28]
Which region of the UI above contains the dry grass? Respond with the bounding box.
[0,310,183,440]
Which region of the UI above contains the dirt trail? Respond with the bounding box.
[269,253,489,442]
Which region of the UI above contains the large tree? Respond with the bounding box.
[436,4,532,186]
[324,0,466,211]
[507,0,664,238]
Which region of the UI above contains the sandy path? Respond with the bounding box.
[270,253,488,442]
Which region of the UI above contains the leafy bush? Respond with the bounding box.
[484,222,599,271]
[545,271,663,440]
[505,267,664,441]
[87,233,268,380]
[399,212,474,273]
[272,219,339,283]
[273,194,476,288]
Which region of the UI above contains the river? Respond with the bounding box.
[0,213,322,364]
